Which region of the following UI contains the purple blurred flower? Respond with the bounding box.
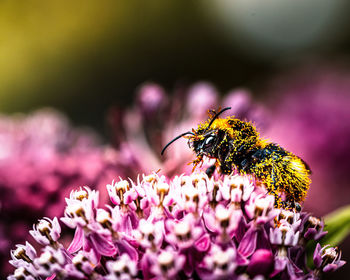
[34,246,68,278]
[200,245,237,279]
[105,253,138,280]
[65,251,96,278]
[135,219,164,250]
[265,64,350,216]
[7,267,36,280]
[150,246,186,279]
[0,109,123,275]
[7,172,345,279]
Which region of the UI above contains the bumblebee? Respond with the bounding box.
[161,107,311,209]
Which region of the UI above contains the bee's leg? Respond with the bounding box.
[205,165,216,178]
[219,164,232,175]
[191,155,203,172]
[217,146,233,175]
[221,140,236,174]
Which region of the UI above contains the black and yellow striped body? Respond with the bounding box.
[189,115,311,208]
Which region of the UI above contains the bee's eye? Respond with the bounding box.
[204,136,215,146]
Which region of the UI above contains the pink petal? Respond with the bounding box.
[90,232,117,256]
[313,243,322,268]
[195,233,210,252]
[67,226,84,253]
[46,274,56,280]
[117,239,138,261]
[238,227,257,258]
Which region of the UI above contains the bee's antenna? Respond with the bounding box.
[161,131,195,155]
[205,107,231,131]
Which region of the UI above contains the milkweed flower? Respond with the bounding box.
[29,217,61,246]
[313,244,346,274]
[7,172,345,279]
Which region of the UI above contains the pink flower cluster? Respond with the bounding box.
[8,172,345,279]
[0,109,121,274]
[0,83,265,277]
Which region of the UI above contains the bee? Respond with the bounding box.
[161,107,311,209]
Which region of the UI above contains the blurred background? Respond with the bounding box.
[1,0,350,278]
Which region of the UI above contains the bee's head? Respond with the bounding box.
[188,131,219,158]
[161,107,231,156]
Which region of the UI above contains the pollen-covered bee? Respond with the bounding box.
[161,107,311,209]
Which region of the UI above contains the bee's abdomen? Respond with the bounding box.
[280,155,311,202]
[247,143,311,204]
